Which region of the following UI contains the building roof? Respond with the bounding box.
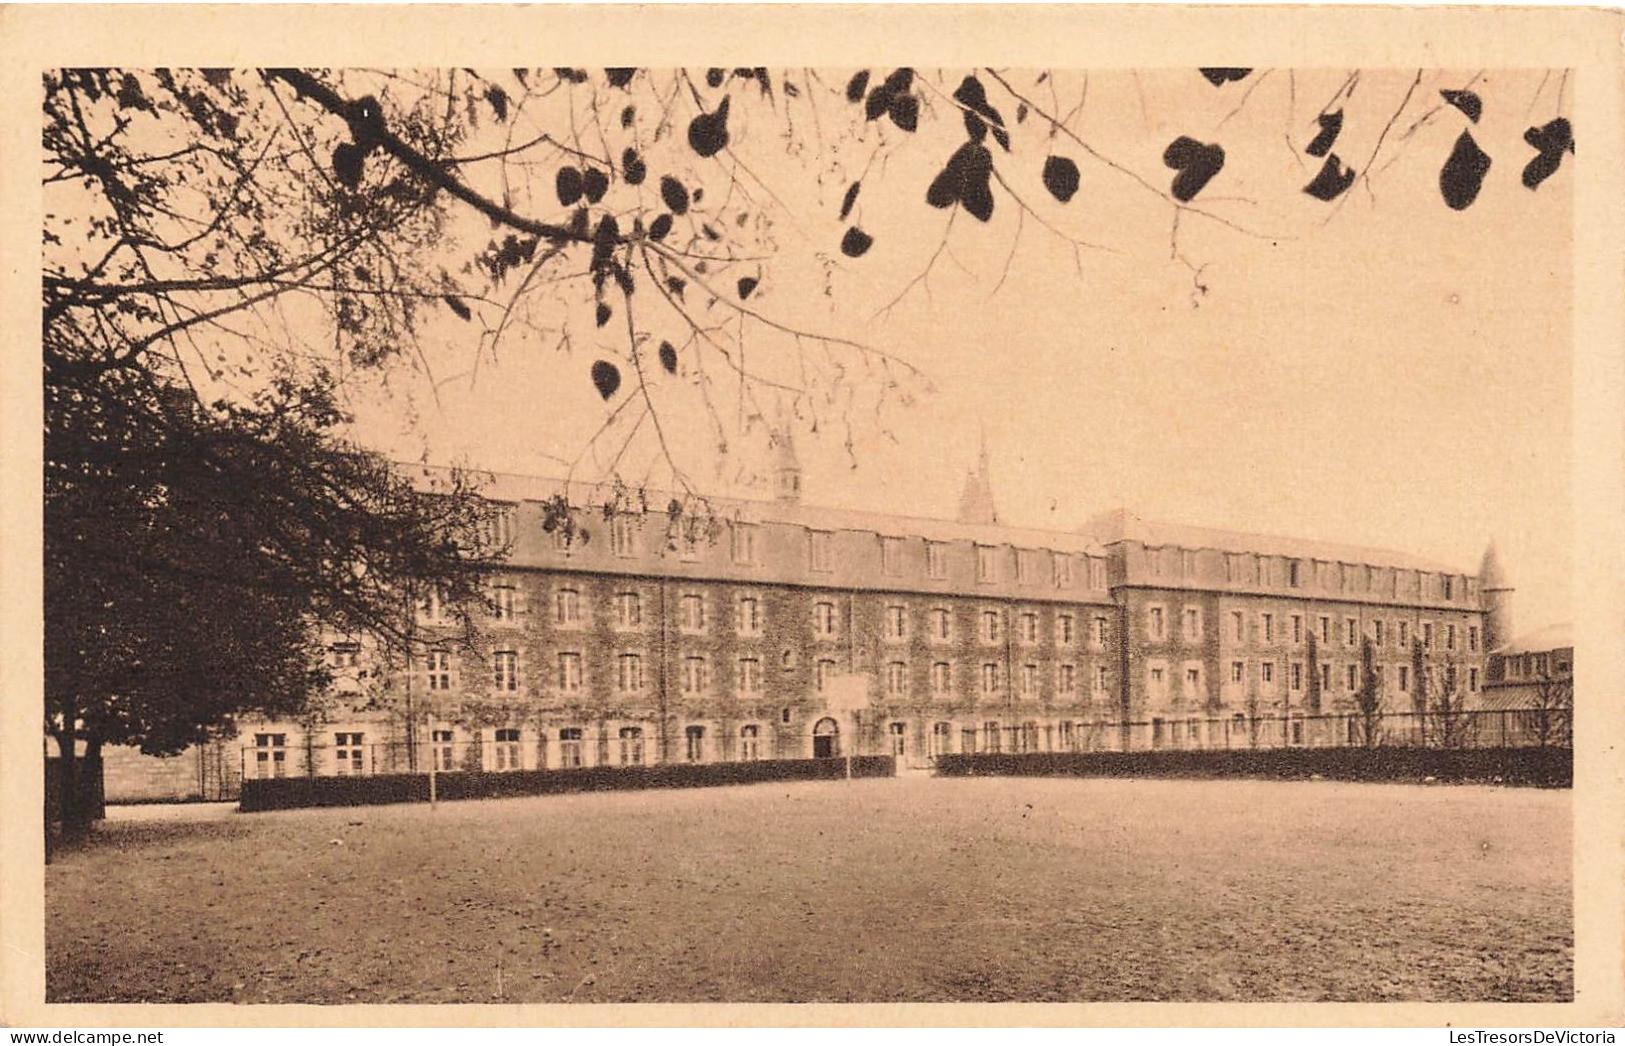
[408,464,1109,556]
[1492,622,1572,656]
[1079,508,1467,575]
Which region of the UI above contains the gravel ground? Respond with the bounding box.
[47,776,1571,1003]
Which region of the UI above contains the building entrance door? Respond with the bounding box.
[812,717,839,758]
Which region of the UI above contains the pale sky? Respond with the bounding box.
[349,68,1572,637]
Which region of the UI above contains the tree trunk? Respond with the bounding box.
[54,729,91,841]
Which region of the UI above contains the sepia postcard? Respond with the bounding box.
[2,2,1622,1031]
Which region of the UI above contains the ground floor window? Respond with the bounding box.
[889,721,906,757]
[253,733,287,779]
[1058,720,1075,752]
[492,728,521,771]
[961,727,977,753]
[983,721,1001,753]
[619,726,645,766]
[558,727,584,768]
[930,722,953,757]
[334,732,365,775]
[431,729,455,772]
[685,725,705,762]
[740,724,761,761]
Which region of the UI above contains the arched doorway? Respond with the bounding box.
[812,716,840,758]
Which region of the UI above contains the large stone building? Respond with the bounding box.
[221,445,1496,783]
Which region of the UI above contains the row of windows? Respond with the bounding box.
[1144,546,1474,602]
[425,585,1115,647]
[1150,660,1483,695]
[1145,605,1480,652]
[423,648,1114,698]
[489,502,1112,589]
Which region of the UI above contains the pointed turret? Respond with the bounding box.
[956,430,999,526]
[1479,539,1513,652]
[773,426,802,503]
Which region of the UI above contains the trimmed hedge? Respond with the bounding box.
[933,747,1571,788]
[240,755,896,812]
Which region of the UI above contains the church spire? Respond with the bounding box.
[773,424,802,503]
[956,429,999,526]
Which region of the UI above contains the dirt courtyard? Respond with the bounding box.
[46,775,1571,1003]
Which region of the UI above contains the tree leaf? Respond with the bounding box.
[1162,136,1225,202]
[660,176,690,215]
[606,68,636,89]
[443,295,472,321]
[1302,153,1356,202]
[658,341,678,374]
[688,98,730,158]
[1305,110,1343,158]
[486,85,509,122]
[1522,117,1574,190]
[555,167,583,207]
[665,277,686,299]
[595,301,612,328]
[1042,155,1080,203]
[332,143,364,189]
[591,359,621,399]
[888,92,919,132]
[581,168,609,204]
[839,181,861,221]
[841,226,874,257]
[737,276,759,300]
[621,148,646,186]
[1439,129,1492,210]
[620,104,636,129]
[1199,68,1252,86]
[1440,89,1483,125]
[706,68,725,88]
[845,70,870,103]
[649,213,674,241]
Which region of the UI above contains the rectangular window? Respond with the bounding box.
[557,652,582,692]
[1089,558,1107,589]
[1398,621,1409,648]
[1443,576,1455,601]
[1230,660,1244,684]
[1053,554,1074,588]
[492,728,521,771]
[885,604,909,641]
[558,728,584,768]
[253,733,288,779]
[1468,626,1479,652]
[1058,613,1075,645]
[737,595,762,636]
[618,727,645,767]
[1347,664,1358,690]
[881,536,906,576]
[1020,612,1039,644]
[1182,607,1200,641]
[815,658,837,692]
[1019,663,1039,698]
[1181,550,1196,577]
[430,729,455,772]
[487,582,518,623]
[484,506,515,549]
[1059,663,1076,693]
[1290,615,1302,644]
[738,657,762,694]
[1184,667,1201,697]
[731,523,759,565]
[1398,665,1410,692]
[1288,560,1302,587]
[1149,666,1167,697]
[1149,607,1165,639]
[739,724,761,761]
[554,587,581,626]
[981,663,1002,694]
[684,726,705,763]
[927,542,949,579]
[976,545,1000,583]
[980,610,1002,644]
[417,587,447,625]
[680,593,707,632]
[930,661,952,696]
[1290,662,1303,691]
[616,591,642,628]
[813,601,838,637]
[1261,613,1274,643]
[426,650,452,691]
[618,653,643,693]
[1346,618,1358,646]
[1095,665,1110,693]
[1468,667,1479,692]
[1261,661,1275,685]
[1374,620,1385,647]
[1319,616,1331,643]
[493,650,519,692]
[682,655,708,694]
[1320,662,1331,690]
[1423,622,1434,649]
[610,515,638,557]
[1015,550,1036,584]
[334,732,365,775]
[328,641,360,669]
[885,660,908,697]
[931,607,952,641]
[1094,616,1109,646]
[1446,624,1457,651]
[1231,611,1244,642]
[808,531,834,572]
